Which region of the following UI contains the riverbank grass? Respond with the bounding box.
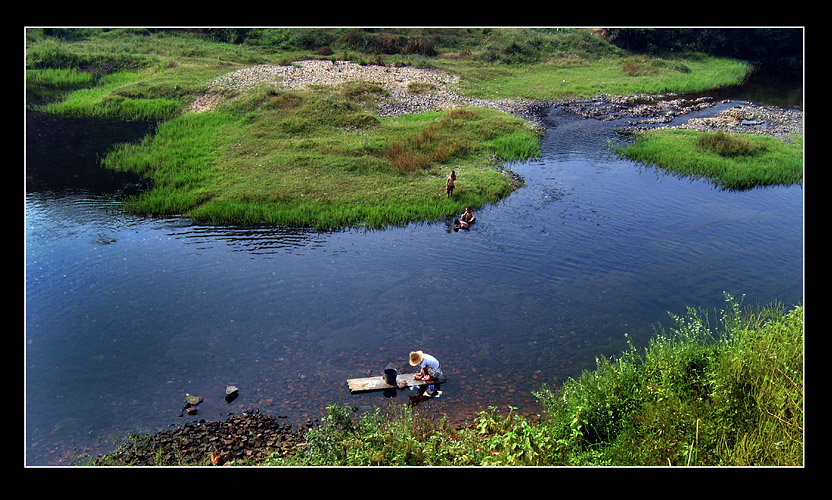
[103,83,538,228]
[450,54,751,100]
[619,129,803,189]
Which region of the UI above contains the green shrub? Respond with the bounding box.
[696,130,763,157]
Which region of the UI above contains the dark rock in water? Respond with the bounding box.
[185,393,202,406]
[181,393,203,416]
[225,385,239,403]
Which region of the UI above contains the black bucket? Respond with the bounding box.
[383,364,398,385]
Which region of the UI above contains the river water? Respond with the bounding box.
[25,95,803,465]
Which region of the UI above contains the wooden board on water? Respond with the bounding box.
[347,373,445,394]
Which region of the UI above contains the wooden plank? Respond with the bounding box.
[347,373,445,394]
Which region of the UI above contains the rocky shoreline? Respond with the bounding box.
[94,409,311,466]
[558,93,803,141]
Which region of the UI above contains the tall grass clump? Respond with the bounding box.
[535,294,803,466]
[619,128,803,190]
[39,70,184,120]
[26,68,95,89]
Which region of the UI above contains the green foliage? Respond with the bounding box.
[283,404,482,466]
[696,130,763,157]
[708,302,804,465]
[535,294,803,466]
[619,128,803,190]
[474,406,567,466]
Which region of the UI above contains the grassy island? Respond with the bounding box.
[619,129,803,190]
[101,93,538,229]
[27,27,758,228]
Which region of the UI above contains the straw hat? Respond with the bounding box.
[409,351,424,366]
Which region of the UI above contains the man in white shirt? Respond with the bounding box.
[409,350,443,382]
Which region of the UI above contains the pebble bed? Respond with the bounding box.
[191,59,548,127]
[676,104,803,141]
[560,93,803,141]
[94,409,310,466]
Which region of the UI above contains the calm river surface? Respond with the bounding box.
[25,98,803,465]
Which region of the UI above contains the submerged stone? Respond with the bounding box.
[185,393,202,406]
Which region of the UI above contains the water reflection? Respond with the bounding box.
[169,225,334,255]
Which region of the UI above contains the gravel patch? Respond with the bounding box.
[676,104,803,141]
[190,59,547,128]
